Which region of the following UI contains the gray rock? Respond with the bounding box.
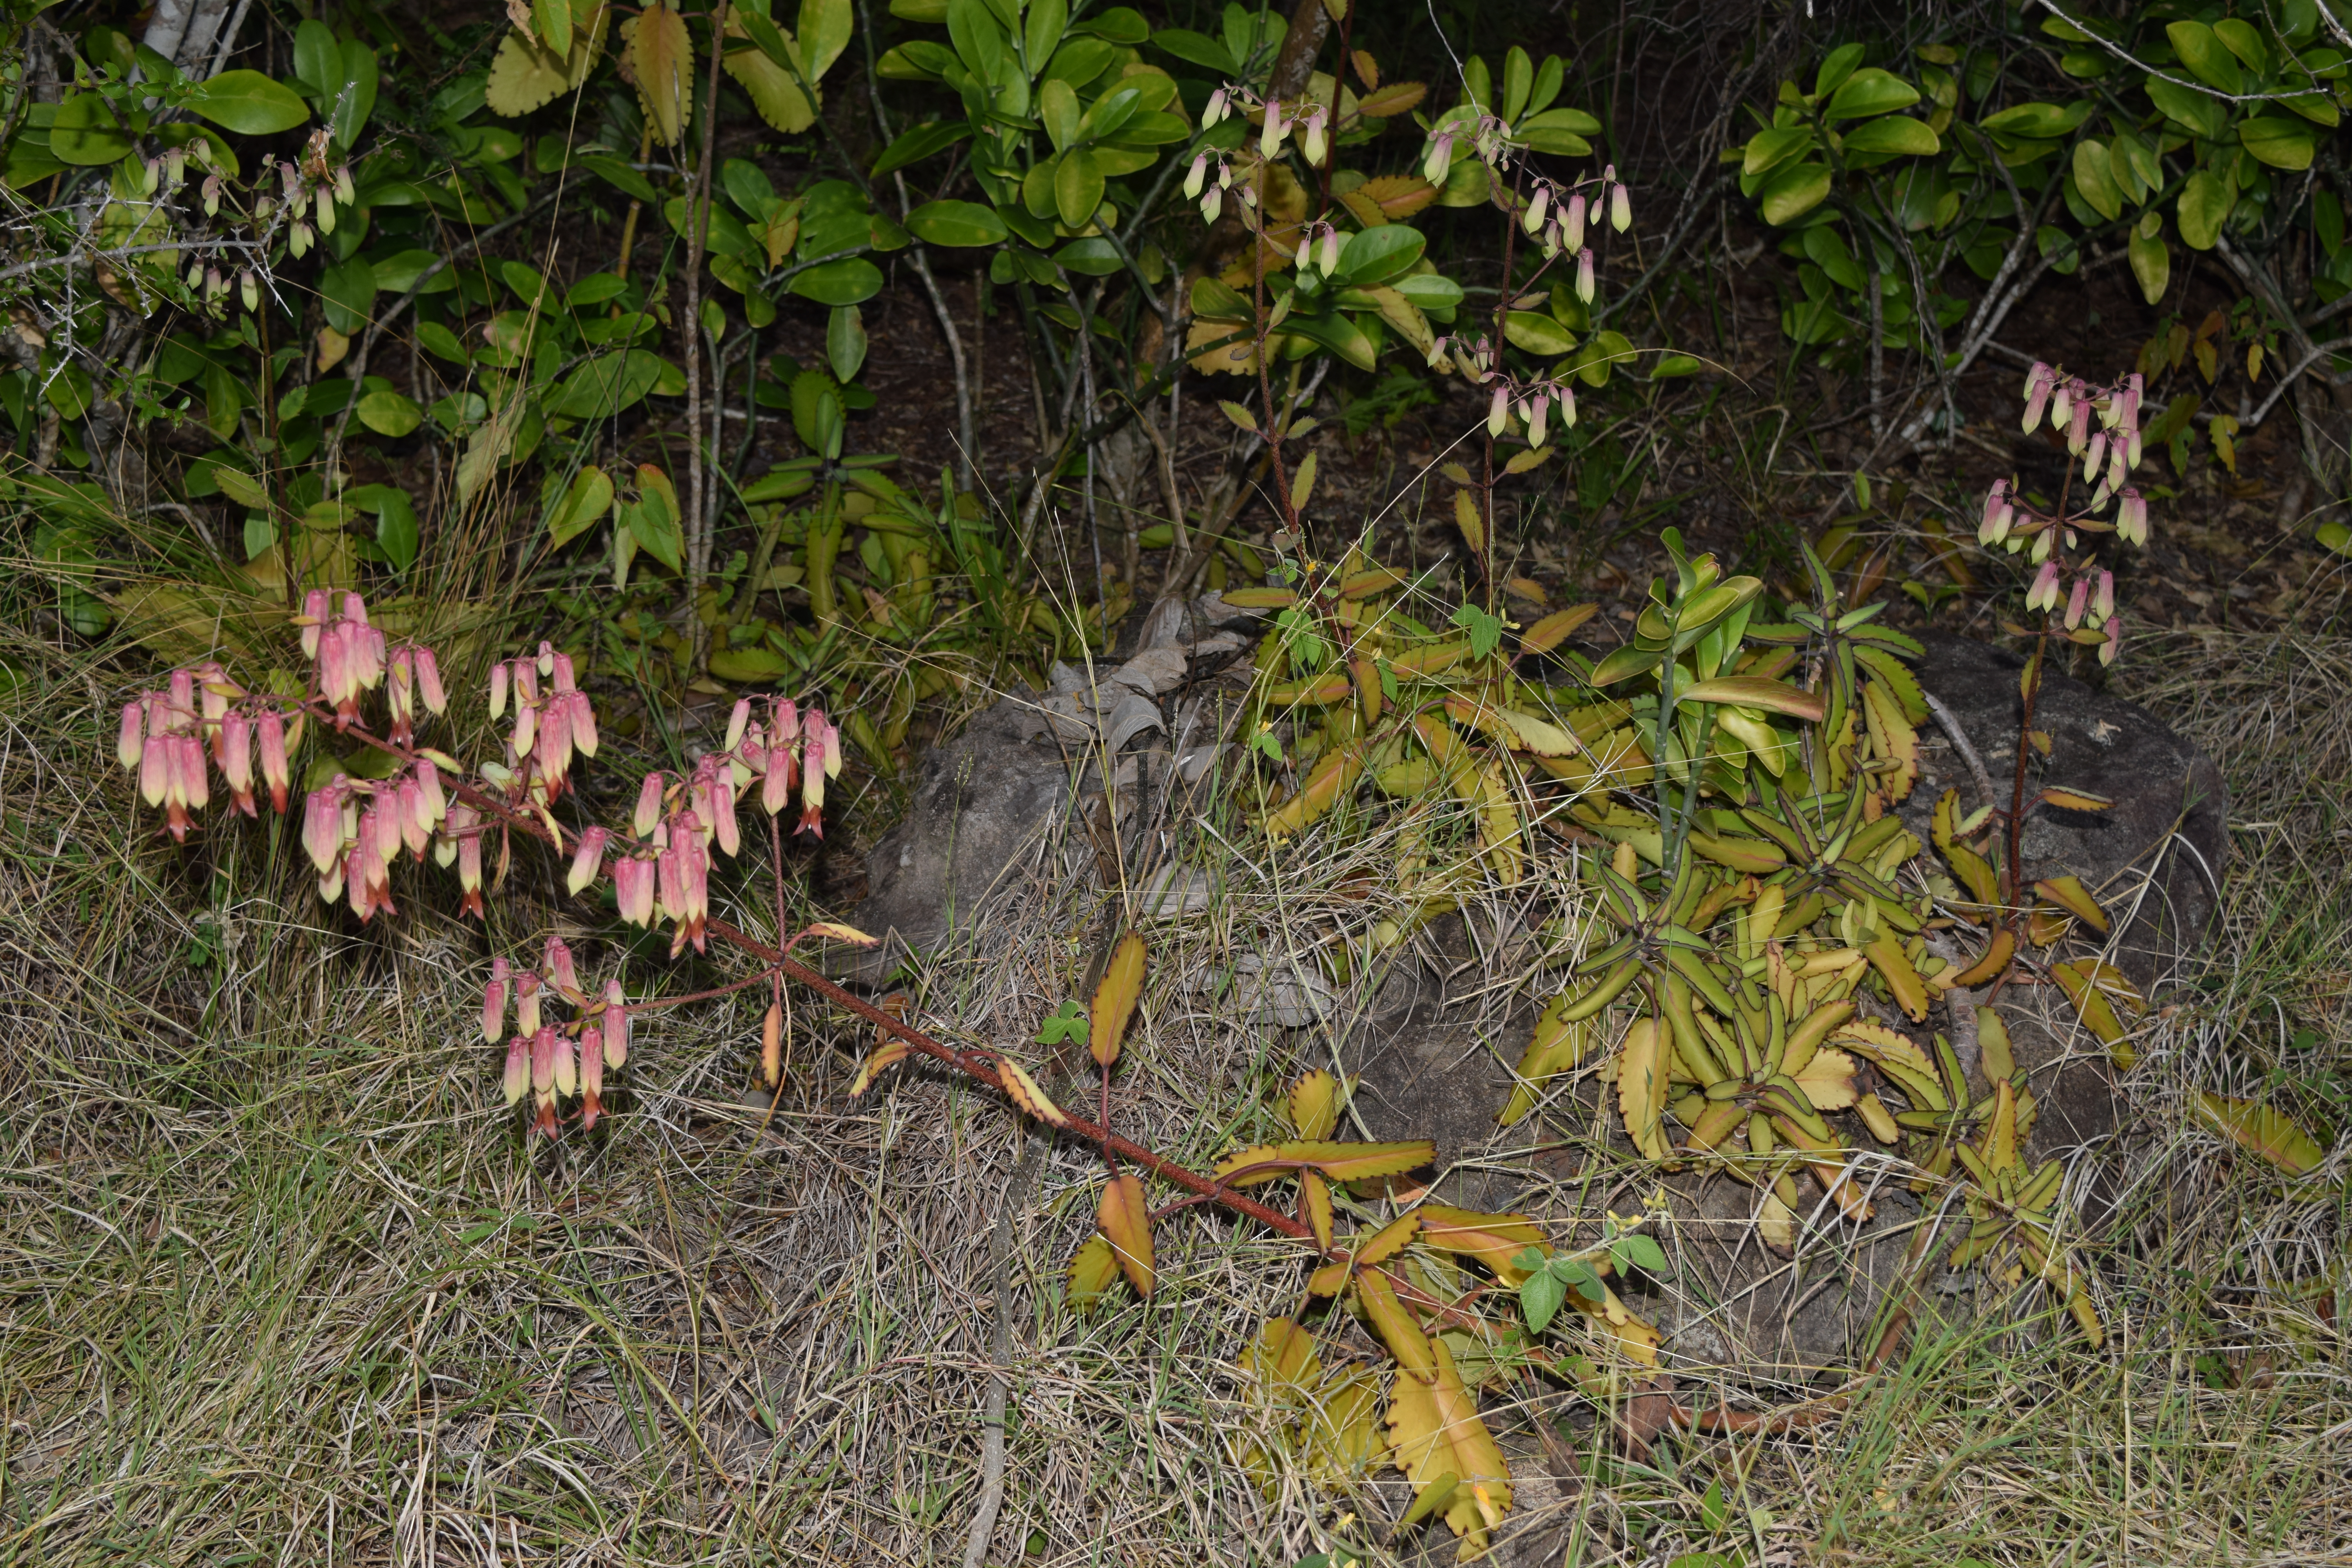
[831,595,1263,981]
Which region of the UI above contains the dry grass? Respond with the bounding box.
[1,611,2347,1568]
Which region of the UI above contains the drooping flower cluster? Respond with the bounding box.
[300,756,448,920]
[488,642,599,801]
[596,697,844,956]
[116,664,296,841]
[484,938,631,1138]
[1424,330,1581,450]
[1978,363,2156,666]
[260,130,358,261]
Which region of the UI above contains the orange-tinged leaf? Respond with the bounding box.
[1520,602,1599,654]
[2194,1093,2327,1175]
[1676,675,1827,721]
[1387,1338,1511,1550]
[1338,566,1408,599]
[847,1038,909,1095]
[629,0,693,145]
[2050,959,2143,1067]
[1770,1115,1874,1220]
[1261,672,1355,707]
[1357,1267,1434,1379]
[1359,171,1439,218]
[1867,928,1930,1021]
[1307,1260,1349,1295]
[1415,1205,1550,1283]
[1237,1316,1321,1396]
[804,920,879,945]
[1219,585,1296,608]
[1214,1138,1434,1187]
[2038,784,2113,812]
[1981,1078,2020,1174]
[1303,1138,1436,1182]
[1301,1368,1384,1480]
[1067,1234,1119,1307]
[2034,874,2110,933]
[1090,931,1146,1069]
[1792,1045,1859,1110]
[1501,994,1594,1126]
[1288,1069,1342,1141]
[1855,1091,1900,1143]
[1302,1170,1334,1249]
[997,1058,1070,1126]
[1617,1017,1669,1160]
[1353,1212,1420,1269]
[1862,679,1920,801]
[1262,744,1363,838]
[1951,927,2016,987]
[1443,695,1581,757]
[1976,1005,2015,1080]
[1386,640,1470,677]
[1097,1173,1154,1297]
[760,999,782,1087]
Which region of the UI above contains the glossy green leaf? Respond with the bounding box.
[1757,162,1831,225]
[333,39,380,149]
[826,305,867,382]
[548,349,667,419]
[187,70,313,134]
[49,92,132,165]
[2145,76,2228,141]
[870,120,970,178]
[544,463,615,547]
[1334,223,1426,287]
[2071,139,2122,221]
[2167,20,2244,94]
[1053,147,1103,229]
[789,256,884,305]
[1824,67,1919,120]
[1743,124,1814,177]
[356,389,423,437]
[903,198,1007,246]
[2239,117,2316,171]
[1505,310,1576,356]
[2177,166,2233,250]
[1840,116,1939,157]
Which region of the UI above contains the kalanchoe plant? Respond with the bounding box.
[1978,362,2155,671]
[111,590,862,1135]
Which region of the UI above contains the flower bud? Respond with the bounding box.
[1576,248,1595,304]
[568,826,610,897]
[517,971,543,1037]
[603,978,630,1069]
[2022,363,2054,432]
[484,956,510,1044]
[118,701,145,773]
[1202,88,1228,130]
[503,1035,529,1106]
[1423,131,1453,186]
[1261,96,1287,156]
[1524,185,1549,235]
[1184,152,1208,199]
[1564,191,1586,253]
[1303,107,1327,167]
[1611,182,1631,232]
[1487,384,1510,437]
